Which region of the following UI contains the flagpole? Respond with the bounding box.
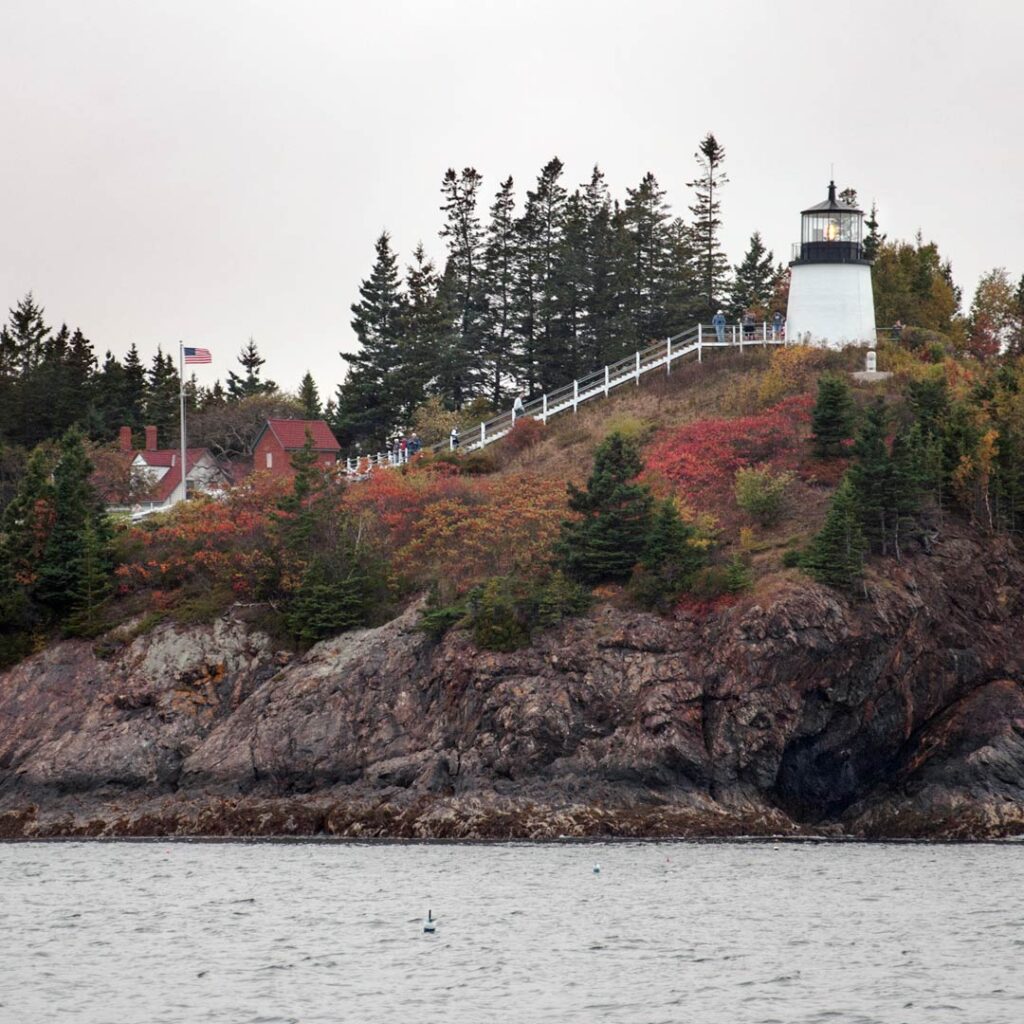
[179,341,187,504]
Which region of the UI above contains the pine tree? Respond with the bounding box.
[298,372,322,418]
[227,338,276,399]
[687,133,730,314]
[0,447,55,590]
[480,177,519,406]
[143,347,180,446]
[630,497,705,609]
[35,428,111,615]
[335,231,406,445]
[439,166,487,405]
[400,243,450,416]
[275,429,328,558]
[621,172,674,345]
[804,477,867,590]
[811,374,856,458]
[557,432,654,584]
[889,424,926,559]
[122,343,147,428]
[285,556,370,647]
[848,398,894,554]
[730,232,776,319]
[66,517,111,636]
[862,202,884,261]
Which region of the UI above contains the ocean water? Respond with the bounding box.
[1,839,1022,1023]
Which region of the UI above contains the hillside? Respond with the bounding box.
[2,339,1023,839]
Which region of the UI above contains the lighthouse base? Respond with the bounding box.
[785,262,876,349]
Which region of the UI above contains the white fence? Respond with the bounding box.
[344,320,787,474]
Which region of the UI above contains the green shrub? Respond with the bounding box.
[468,577,533,652]
[419,599,468,641]
[629,499,706,611]
[734,465,795,527]
[603,413,655,445]
[536,570,591,627]
[688,565,733,601]
[781,548,804,569]
[724,553,754,593]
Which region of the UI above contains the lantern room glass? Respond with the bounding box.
[801,211,862,246]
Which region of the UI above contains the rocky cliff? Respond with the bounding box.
[2,525,1023,840]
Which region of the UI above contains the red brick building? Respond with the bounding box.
[251,419,340,479]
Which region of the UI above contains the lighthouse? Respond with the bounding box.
[785,181,876,348]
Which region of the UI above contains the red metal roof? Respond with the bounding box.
[263,419,341,452]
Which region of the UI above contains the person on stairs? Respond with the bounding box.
[712,309,726,344]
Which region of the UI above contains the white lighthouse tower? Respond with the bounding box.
[785,181,876,348]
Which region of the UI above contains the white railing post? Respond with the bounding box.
[739,324,744,353]
[635,350,641,384]
[732,324,737,346]
[698,323,703,362]
[763,321,767,345]
[666,336,671,374]
[573,379,579,412]
[604,365,610,397]
[481,422,486,446]
[542,393,548,423]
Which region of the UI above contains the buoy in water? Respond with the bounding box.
[423,909,437,934]
[593,863,601,874]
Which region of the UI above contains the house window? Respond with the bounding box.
[266,452,273,469]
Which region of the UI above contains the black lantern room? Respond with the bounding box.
[793,181,867,264]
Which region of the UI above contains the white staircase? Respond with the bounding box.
[345,321,786,473]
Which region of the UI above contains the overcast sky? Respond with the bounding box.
[1,0,1021,396]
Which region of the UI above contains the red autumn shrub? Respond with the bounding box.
[645,395,813,506]
[504,417,546,454]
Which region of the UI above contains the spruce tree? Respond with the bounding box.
[558,432,654,584]
[730,232,777,319]
[335,231,406,444]
[227,338,276,399]
[862,202,884,261]
[122,343,147,428]
[687,133,730,314]
[480,177,519,406]
[811,374,856,458]
[439,166,487,405]
[630,498,705,610]
[0,446,55,590]
[298,372,322,418]
[143,347,180,446]
[400,243,450,417]
[804,478,867,590]
[621,172,674,345]
[848,398,893,554]
[36,428,111,616]
[285,557,369,647]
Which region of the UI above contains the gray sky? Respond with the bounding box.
[2,0,1021,397]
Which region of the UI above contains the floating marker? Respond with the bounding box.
[423,909,437,934]
[593,863,601,874]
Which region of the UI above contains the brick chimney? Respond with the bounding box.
[119,426,133,453]
[145,425,158,451]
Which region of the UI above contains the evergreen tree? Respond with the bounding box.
[811,374,856,458]
[630,497,705,610]
[95,351,127,438]
[335,231,406,445]
[275,430,328,558]
[439,166,487,405]
[480,177,519,406]
[35,428,111,615]
[687,133,730,314]
[227,338,276,399]
[122,343,147,428]
[557,432,654,584]
[298,371,322,419]
[862,202,884,262]
[848,398,894,554]
[285,556,370,647]
[66,517,111,636]
[621,172,674,345]
[804,477,867,590]
[400,243,450,416]
[730,232,776,319]
[889,424,926,559]
[0,446,55,590]
[908,372,949,437]
[143,347,180,446]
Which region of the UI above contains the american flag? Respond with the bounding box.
[183,346,212,364]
